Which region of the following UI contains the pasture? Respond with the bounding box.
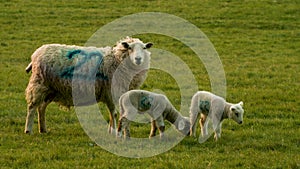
[1,0,299,168]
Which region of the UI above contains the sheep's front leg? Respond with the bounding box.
[37,101,50,133]
[190,111,200,137]
[149,120,157,138]
[116,117,123,138]
[123,118,131,139]
[117,117,130,139]
[200,114,208,137]
[25,103,37,134]
[214,123,222,141]
[155,116,165,139]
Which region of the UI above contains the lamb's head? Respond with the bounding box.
[229,101,244,124]
[121,40,153,66]
[175,116,190,136]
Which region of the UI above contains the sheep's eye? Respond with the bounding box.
[143,47,147,49]
[128,47,132,50]
[235,113,239,117]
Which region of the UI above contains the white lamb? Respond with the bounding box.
[24,37,153,134]
[189,91,244,141]
[117,90,190,139]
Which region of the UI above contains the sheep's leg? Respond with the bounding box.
[214,123,222,141]
[149,120,157,138]
[117,117,123,138]
[123,118,131,139]
[37,101,50,133]
[25,103,37,134]
[107,103,116,135]
[190,111,200,137]
[200,114,208,137]
[155,116,165,139]
[158,126,165,139]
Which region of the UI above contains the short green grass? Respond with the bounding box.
[1,0,299,168]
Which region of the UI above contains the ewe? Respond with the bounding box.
[24,37,152,134]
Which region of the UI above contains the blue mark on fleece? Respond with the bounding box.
[199,100,210,112]
[139,96,154,110]
[60,49,108,80]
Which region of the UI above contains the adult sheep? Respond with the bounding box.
[189,91,244,141]
[24,37,153,134]
[117,90,190,139]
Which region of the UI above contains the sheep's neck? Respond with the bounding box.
[222,103,231,120]
[164,104,180,124]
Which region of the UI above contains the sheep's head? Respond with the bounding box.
[229,101,244,124]
[176,117,191,136]
[121,41,153,66]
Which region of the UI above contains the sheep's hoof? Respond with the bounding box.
[25,130,32,135]
[39,130,47,133]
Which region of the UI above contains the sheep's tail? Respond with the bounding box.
[25,62,32,73]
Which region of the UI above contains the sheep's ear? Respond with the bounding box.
[239,101,243,107]
[121,42,129,49]
[145,42,153,49]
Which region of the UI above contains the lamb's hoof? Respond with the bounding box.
[39,130,47,134]
[149,134,155,139]
[25,130,32,135]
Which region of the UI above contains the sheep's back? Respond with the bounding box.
[30,44,111,106]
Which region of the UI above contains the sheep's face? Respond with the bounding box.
[229,101,244,124]
[122,41,153,66]
[176,117,191,136]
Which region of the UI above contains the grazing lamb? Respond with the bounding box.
[117,90,190,139]
[189,91,244,141]
[24,37,153,134]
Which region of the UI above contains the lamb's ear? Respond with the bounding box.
[121,42,129,49]
[239,101,244,107]
[145,42,153,49]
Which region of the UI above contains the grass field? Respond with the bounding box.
[1,0,299,168]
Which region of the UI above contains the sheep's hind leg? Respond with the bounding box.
[25,103,38,134]
[38,101,51,133]
[107,104,117,135]
[200,114,208,137]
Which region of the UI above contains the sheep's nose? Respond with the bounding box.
[239,121,243,124]
[135,57,142,64]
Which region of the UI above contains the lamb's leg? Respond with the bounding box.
[117,117,124,138]
[37,101,50,133]
[190,111,200,137]
[158,126,165,139]
[200,114,208,137]
[214,123,222,141]
[149,120,157,138]
[25,103,37,134]
[155,116,165,139]
[123,118,131,139]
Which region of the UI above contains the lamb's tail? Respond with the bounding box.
[25,62,32,73]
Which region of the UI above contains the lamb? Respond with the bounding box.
[189,91,244,141]
[24,37,153,134]
[117,90,190,139]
